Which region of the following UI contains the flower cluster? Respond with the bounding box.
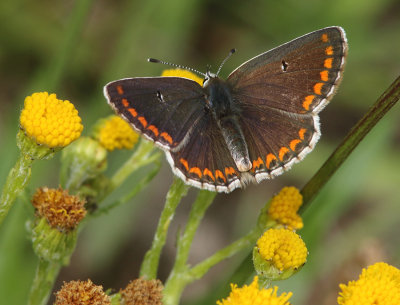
[338,262,400,305]
[54,279,111,305]
[267,186,303,230]
[161,69,203,85]
[98,115,139,151]
[32,187,86,231]
[120,278,164,305]
[256,228,307,271]
[20,92,83,148]
[217,276,292,305]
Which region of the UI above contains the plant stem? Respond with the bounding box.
[139,178,189,279]
[28,259,61,305]
[300,75,400,212]
[110,140,157,192]
[163,190,216,305]
[0,153,33,226]
[189,227,260,280]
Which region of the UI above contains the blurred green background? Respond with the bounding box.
[0,0,399,304]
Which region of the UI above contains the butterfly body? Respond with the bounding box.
[104,26,348,193]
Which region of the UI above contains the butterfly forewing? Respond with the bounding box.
[228,26,347,114]
[105,77,206,150]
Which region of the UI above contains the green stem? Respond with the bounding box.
[139,178,189,279]
[189,227,260,280]
[300,75,400,212]
[0,153,33,225]
[163,190,216,305]
[92,160,161,218]
[28,259,61,305]
[110,140,157,192]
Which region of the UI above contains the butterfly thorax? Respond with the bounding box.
[205,77,252,172]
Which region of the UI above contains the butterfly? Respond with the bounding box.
[104,26,347,193]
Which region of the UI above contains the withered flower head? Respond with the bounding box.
[120,278,163,305]
[32,187,86,231]
[54,279,110,305]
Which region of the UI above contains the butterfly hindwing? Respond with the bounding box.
[104,77,206,150]
[167,114,242,192]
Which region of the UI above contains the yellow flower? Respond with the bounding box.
[338,262,400,305]
[267,186,303,230]
[161,69,203,85]
[54,279,111,305]
[217,276,292,305]
[254,228,307,280]
[20,92,83,148]
[98,116,139,151]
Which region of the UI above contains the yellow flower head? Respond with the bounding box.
[20,92,83,148]
[54,279,111,305]
[120,278,164,305]
[255,228,307,278]
[338,262,400,305]
[268,186,303,230]
[98,116,139,151]
[217,276,292,305]
[32,187,86,231]
[161,69,204,85]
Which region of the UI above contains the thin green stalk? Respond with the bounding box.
[92,159,161,218]
[189,226,260,280]
[163,190,216,305]
[0,153,33,225]
[139,178,189,279]
[110,140,157,192]
[300,75,400,212]
[28,259,61,305]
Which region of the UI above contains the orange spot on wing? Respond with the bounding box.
[160,132,173,144]
[313,82,324,95]
[189,167,202,178]
[128,108,137,117]
[279,147,289,161]
[138,116,148,128]
[302,95,315,111]
[116,85,124,95]
[122,98,129,107]
[298,128,307,140]
[266,153,277,169]
[180,158,189,171]
[252,157,264,169]
[320,70,329,82]
[324,58,333,69]
[203,168,215,181]
[148,125,159,136]
[290,139,302,151]
[225,167,236,177]
[325,46,333,55]
[321,33,329,42]
[215,170,226,183]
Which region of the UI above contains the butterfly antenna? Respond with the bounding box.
[216,48,236,76]
[148,58,207,78]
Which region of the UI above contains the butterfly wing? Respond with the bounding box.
[104,77,206,151]
[166,114,242,192]
[227,26,347,180]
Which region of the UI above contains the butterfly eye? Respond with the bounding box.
[203,77,209,86]
[157,90,165,102]
[281,60,289,72]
